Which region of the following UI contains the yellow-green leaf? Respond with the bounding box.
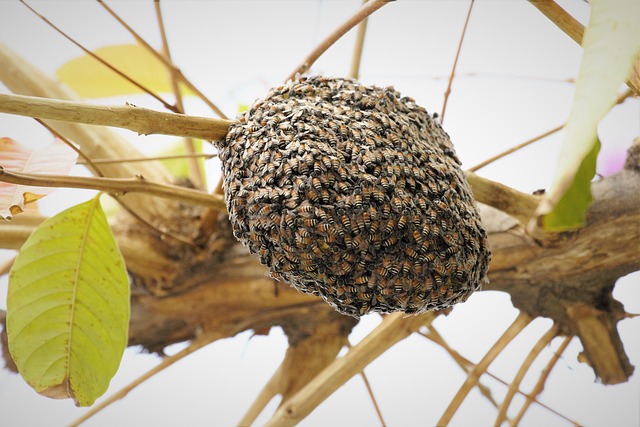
[7,195,129,406]
[538,0,640,231]
[56,44,192,98]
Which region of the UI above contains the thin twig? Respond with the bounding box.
[265,312,436,427]
[348,0,370,80]
[437,312,532,426]
[346,340,387,427]
[96,0,228,119]
[69,334,221,427]
[20,0,178,113]
[0,93,233,141]
[440,0,474,124]
[465,171,541,225]
[285,0,393,82]
[528,0,640,95]
[36,121,196,245]
[468,89,635,172]
[418,328,576,425]
[418,329,500,408]
[510,336,575,427]
[468,124,564,172]
[494,325,558,426]
[77,153,217,165]
[0,167,226,211]
[154,0,204,189]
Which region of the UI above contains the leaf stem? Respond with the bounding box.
[0,93,233,141]
[285,0,393,82]
[0,167,226,211]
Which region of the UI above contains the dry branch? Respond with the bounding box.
[264,312,436,427]
[437,312,532,426]
[0,167,226,211]
[285,0,393,82]
[0,93,232,142]
[528,0,640,95]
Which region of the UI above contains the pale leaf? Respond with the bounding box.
[0,138,78,220]
[537,0,640,231]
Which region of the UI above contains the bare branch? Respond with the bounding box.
[348,0,371,80]
[437,312,532,426]
[77,153,217,165]
[0,223,36,249]
[0,167,226,211]
[346,340,387,427]
[154,0,204,188]
[440,0,475,123]
[0,93,233,142]
[265,312,436,427]
[528,0,640,95]
[510,336,575,427]
[465,171,540,225]
[20,0,178,113]
[494,325,558,426]
[468,89,634,173]
[285,0,393,82]
[69,333,222,427]
[96,0,228,119]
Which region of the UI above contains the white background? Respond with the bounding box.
[0,1,638,426]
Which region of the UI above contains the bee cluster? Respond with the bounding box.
[219,76,490,318]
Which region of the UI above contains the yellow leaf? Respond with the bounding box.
[56,44,192,98]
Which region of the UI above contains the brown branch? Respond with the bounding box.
[20,0,178,113]
[0,93,233,141]
[437,312,532,426]
[494,325,558,426]
[0,167,226,211]
[420,327,577,425]
[346,340,387,427]
[348,0,371,80]
[77,153,217,165]
[97,0,228,119]
[468,89,634,173]
[510,336,575,427]
[265,312,436,427]
[154,0,204,189]
[69,333,222,427]
[465,171,541,225]
[285,0,393,82]
[440,0,475,124]
[528,0,640,95]
[0,223,37,249]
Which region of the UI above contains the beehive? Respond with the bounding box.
[218,76,490,318]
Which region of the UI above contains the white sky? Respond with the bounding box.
[0,1,638,426]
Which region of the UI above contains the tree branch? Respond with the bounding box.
[285,0,393,82]
[465,171,540,225]
[528,0,640,95]
[0,93,233,142]
[0,167,226,211]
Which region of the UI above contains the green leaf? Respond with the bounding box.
[538,0,640,231]
[6,195,130,406]
[543,139,600,230]
[56,44,193,98]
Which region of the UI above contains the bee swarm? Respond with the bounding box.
[219,76,490,318]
